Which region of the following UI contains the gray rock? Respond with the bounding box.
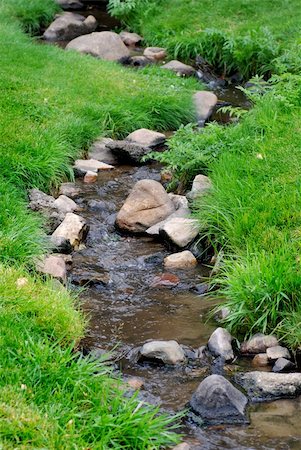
[106,140,152,164]
[273,358,295,373]
[235,371,301,401]
[193,91,218,126]
[56,0,83,9]
[144,47,167,61]
[267,345,290,361]
[29,189,65,232]
[53,195,78,214]
[140,340,185,365]
[52,213,88,249]
[240,333,278,354]
[59,182,80,199]
[43,12,97,41]
[50,235,73,254]
[161,60,195,77]
[187,174,212,200]
[159,217,199,247]
[120,31,142,46]
[190,374,248,425]
[37,254,67,280]
[88,138,117,164]
[208,327,234,362]
[126,128,166,147]
[66,31,130,61]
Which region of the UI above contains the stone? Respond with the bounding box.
[56,0,83,9]
[53,195,78,214]
[120,31,142,46]
[266,345,290,361]
[190,375,248,425]
[116,179,175,233]
[37,255,67,280]
[161,60,195,77]
[164,250,197,269]
[146,203,190,237]
[252,353,269,367]
[16,277,29,288]
[59,182,80,199]
[273,358,295,373]
[66,31,130,61]
[150,273,180,288]
[172,444,191,450]
[144,47,167,61]
[159,217,199,247]
[106,140,152,164]
[207,327,234,362]
[50,235,73,254]
[52,213,88,249]
[127,377,144,390]
[129,56,150,67]
[126,128,166,148]
[43,12,97,41]
[188,174,212,200]
[240,334,278,354]
[88,138,117,164]
[235,371,301,401]
[140,340,185,365]
[29,189,65,232]
[193,91,218,126]
[74,159,114,175]
[84,171,98,183]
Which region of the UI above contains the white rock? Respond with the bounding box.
[164,250,197,269]
[161,60,195,77]
[140,340,185,365]
[208,327,234,362]
[52,213,88,249]
[125,128,166,147]
[74,159,114,174]
[160,217,199,247]
[240,334,279,354]
[53,195,78,214]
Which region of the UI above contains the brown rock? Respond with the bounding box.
[194,91,218,126]
[151,273,180,288]
[172,444,191,450]
[59,182,80,199]
[37,255,67,280]
[240,334,279,354]
[120,31,142,46]
[52,213,88,249]
[252,353,269,367]
[144,47,167,61]
[126,128,166,147]
[127,377,144,390]
[84,171,98,183]
[164,250,197,269]
[161,60,195,77]
[43,12,97,41]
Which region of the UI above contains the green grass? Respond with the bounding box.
[109,0,301,78]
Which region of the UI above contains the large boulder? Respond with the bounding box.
[190,375,248,425]
[66,31,130,61]
[161,60,195,77]
[240,334,278,354]
[52,213,88,249]
[116,180,175,233]
[43,12,97,41]
[235,371,301,401]
[140,340,185,365]
[207,327,234,362]
[56,0,83,9]
[193,91,218,126]
[159,217,199,247]
[164,250,197,269]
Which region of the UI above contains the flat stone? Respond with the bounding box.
[207,327,234,362]
[43,12,97,41]
[88,137,117,164]
[164,250,197,269]
[273,358,295,373]
[161,60,195,77]
[235,371,301,401]
[56,0,83,9]
[120,31,142,46]
[66,31,130,61]
[159,217,199,247]
[53,195,78,214]
[188,174,212,200]
[37,255,67,280]
[190,375,248,425]
[144,47,167,61]
[193,91,218,126]
[252,353,269,367]
[84,171,98,183]
[267,345,290,361]
[240,334,279,354]
[52,213,88,249]
[126,128,166,147]
[74,159,114,175]
[150,273,180,288]
[59,182,80,199]
[140,340,185,365]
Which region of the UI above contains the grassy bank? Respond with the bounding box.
[109,0,301,78]
[0,0,198,446]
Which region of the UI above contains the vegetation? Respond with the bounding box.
[109,0,301,78]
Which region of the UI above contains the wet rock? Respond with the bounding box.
[140,340,185,364]
[252,353,269,367]
[56,0,83,9]
[208,327,234,362]
[172,444,191,450]
[187,174,212,200]
[59,182,80,199]
[161,60,195,77]
[190,374,248,425]
[151,273,180,288]
[126,128,166,148]
[71,268,110,287]
[126,377,144,390]
[53,195,78,214]
[267,345,290,361]
[88,137,117,165]
[87,200,116,213]
[146,196,190,237]
[191,283,210,295]
[120,31,142,46]
[50,235,73,254]
[52,213,88,249]
[141,252,164,266]
[240,334,279,354]
[273,358,295,373]
[193,91,218,126]
[159,217,199,247]
[195,345,207,360]
[144,47,167,61]
[29,189,65,232]
[43,12,97,41]
[66,31,130,61]
[164,250,197,269]
[116,179,175,233]
[106,140,153,164]
[235,371,301,401]
[84,171,98,183]
[74,159,114,175]
[37,255,67,280]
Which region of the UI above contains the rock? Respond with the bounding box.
[240,334,279,354]
[159,217,199,247]
[161,60,195,77]
[140,340,185,365]
[146,195,190,236]
[172,444,191,450]
[66,31,130,61]
[164,250,197,269]
[43,12,97,41]
[273,358,295,373]
[235,371,301,401]
[116,180,175,233]
[37,255,67,280]
[53,195,78,214]
[126,128,166,148]
[150,273,180,288]
[207,327,234,362]
[16,277,29,288]
[190,374,248,425]
[84,171,98,183]
[52,213,88,249]
[129,56,150,67]
[59,182,80,199]
[56,0,83,9]
[88,138,117,164]
[188,174,212,200]
[106,140,153,164]
[144,47,167,61]
[127,377,144,390]
[29,189,65,232]
[120,31,142,46]
[74,159,114,175]
[267,345,290,361]
[193,91,218,126]
[252,353,269,367]
[50,235,73,254]
[71,267,110,287]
